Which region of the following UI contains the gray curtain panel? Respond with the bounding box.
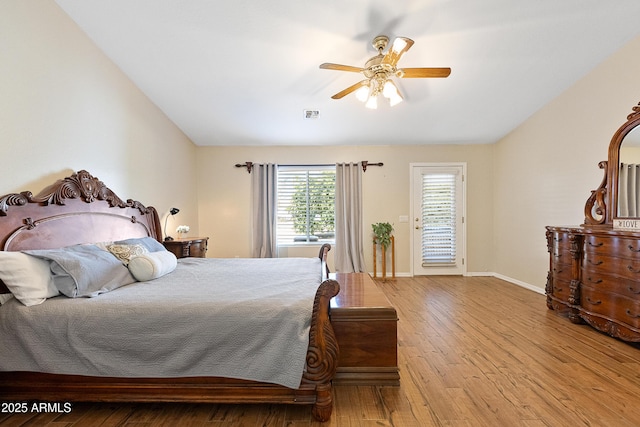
[335,162,366,272]
[251,163,277,258]
[619,163,640,217]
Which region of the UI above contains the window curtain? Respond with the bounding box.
[251,163,277,258]
[619,163,640,217]
[335,162,366,272]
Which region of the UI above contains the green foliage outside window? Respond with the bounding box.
[287,171,335,238]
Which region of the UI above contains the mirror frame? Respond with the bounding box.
[585,101,640,226]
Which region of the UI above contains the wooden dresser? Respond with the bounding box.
[546,101,640,342]
[546,226,640,340]
[163,237,208,258]
[330,273,399,385]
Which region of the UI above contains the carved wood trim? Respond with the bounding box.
[303,279,340,385]
[0,170,152,216]
[583,161,608,225]
[580,312,640,342]
[304,279,339,421]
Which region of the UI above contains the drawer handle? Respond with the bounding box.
[554,287,563,292]
[553,267,563,274]
[626,309,640,319]
[554,237,563,242]
[629,286,640,295]
[586,297,602,305]
[587,277,603,284]
[588,259,603,266]
[588,241,603,247]
[628,265,640,274]
[629,245,640,253]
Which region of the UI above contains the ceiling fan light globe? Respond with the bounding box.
[382,80,397,98]
[389,93,403,107]
[355,85,370,102]
[365,95,378,109]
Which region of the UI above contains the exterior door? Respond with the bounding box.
[411,163,466,275]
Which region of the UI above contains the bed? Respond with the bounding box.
[0,170,340,422]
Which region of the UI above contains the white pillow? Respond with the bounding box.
[0,252,59,306]
[128,251,177,282]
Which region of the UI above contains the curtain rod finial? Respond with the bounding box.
[235,162,253,173]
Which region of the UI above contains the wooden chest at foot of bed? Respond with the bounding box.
[330,273,399,386]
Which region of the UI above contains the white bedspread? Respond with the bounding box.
[0,257,323,389]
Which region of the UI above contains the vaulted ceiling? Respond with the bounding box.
[55,0,640,146]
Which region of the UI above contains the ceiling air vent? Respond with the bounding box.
[304,110,319,119]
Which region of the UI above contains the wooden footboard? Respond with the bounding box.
[0,279,340,421]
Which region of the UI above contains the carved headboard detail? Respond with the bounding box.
[0,170,162,251]
[0,170,162,294]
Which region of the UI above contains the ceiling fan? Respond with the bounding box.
[319,35,451,108]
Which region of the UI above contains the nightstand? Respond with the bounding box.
[163,237,208,259]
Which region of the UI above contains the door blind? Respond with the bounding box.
[421,172,457,266]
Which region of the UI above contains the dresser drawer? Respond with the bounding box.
[549,277,572,301]
[581,271,640,300]
[550,231,572,256]
[581,285,640,329]
[584,234,640,258]
[583,253,640,280]
[551,262,571,282]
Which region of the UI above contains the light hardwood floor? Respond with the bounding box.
[2,276,640,426]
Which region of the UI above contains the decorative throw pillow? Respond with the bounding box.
[0,251,59,306]
[128,251,178,282]
[106,243,148,266]
[114,237,166,253]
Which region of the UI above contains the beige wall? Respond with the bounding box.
[8,1,640,291]
[1,1,199,237]
[196,144,494,274]
[493,34,640,290]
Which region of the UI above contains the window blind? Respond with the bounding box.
[276,166,335,244]
[421,172,457,266]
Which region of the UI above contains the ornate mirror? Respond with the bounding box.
[585,101,640,227]
[618,124,640,217]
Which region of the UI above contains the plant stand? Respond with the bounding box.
[373,235,395,279]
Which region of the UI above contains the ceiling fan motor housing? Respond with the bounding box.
[372,35,389,52]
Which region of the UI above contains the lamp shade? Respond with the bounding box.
[164,207,180,241]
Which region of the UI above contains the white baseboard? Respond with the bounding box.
[469,271,545,295]
[368,271,546,295]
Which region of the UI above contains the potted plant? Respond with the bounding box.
[372,222,393,249]
[372,222,394,279]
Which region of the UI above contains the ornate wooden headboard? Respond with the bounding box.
[0,170,162,293]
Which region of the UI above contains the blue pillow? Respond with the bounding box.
[24,245,135,298]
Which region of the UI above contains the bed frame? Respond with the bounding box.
[0,170,340,422]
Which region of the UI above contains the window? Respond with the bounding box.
[276,165,336,245]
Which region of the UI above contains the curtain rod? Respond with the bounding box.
[234,161,383,173]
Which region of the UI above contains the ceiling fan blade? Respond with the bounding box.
[331,80,368,99]
[319,63,364,73]
[382,37,414,66]
[400,67,451,78]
